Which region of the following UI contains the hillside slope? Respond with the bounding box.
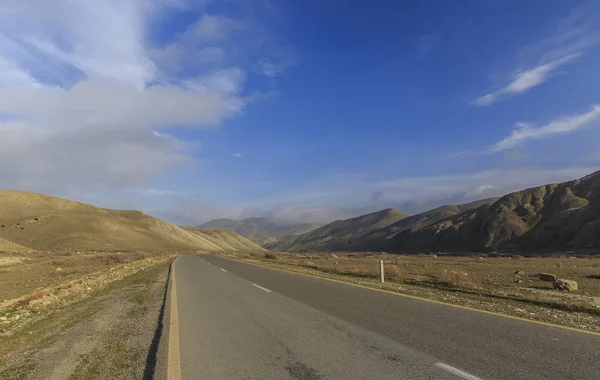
[0,236,30,252]
[200,217,317,244]
[182,227,266,251]
[265,208,408,252]
[391,171,600,252]
[0,190,263,252]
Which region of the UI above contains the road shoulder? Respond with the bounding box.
[0,260,172,380]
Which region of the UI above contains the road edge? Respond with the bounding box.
[167,259,182,380]
[215,255,600,337]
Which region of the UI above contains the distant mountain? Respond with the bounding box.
[0,190,264,252]
[391,171,600,252]
[267,171,600,253]
[264,208,408,252]
[199,217,317,244]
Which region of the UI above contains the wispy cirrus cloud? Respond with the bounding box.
[490,105,600,152]
[474,54,580,106]
[230,152,243,158]
[474,2,600,106]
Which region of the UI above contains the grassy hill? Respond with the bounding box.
[0,190,264,252]
[199,217,317,244]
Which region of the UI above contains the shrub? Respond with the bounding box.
[264,252,277,260]
[385,264,402,279]
[15,290,44,308]
[436,269,471,287]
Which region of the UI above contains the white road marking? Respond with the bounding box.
[435,363,482,380]
[220,268,227,272]
[252,284,272,293]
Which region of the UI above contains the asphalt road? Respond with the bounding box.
[167,255,599,380]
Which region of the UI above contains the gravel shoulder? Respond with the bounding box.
[0,260,171,380]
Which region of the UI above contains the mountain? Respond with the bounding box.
[264,208,408,252]
[391,171,600,252]
[268,171,600,253]
[0,190,264,252]
[199,217,317,244]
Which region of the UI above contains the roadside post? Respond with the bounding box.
[380,260,385,283]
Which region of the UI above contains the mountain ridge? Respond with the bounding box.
[199,217,318,244]
[265,171,600,253]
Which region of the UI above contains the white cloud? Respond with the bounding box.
[0,1,262,197]
[490,105,600,152]
[465,184,494,198]
[186,14,242,41]
[474,54,579,106]
[230,152,243,158]
[145,166,600,225]
[0,0,159,88]
[188,68,246,95]
[256,59,283,77]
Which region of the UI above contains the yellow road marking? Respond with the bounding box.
[218,255,600,337]
[167,261,182,380]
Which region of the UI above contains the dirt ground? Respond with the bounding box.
[0,261,170,379]
[230,251,600,332]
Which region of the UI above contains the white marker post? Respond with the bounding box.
[233,250,236,257]
[380,260,385,283]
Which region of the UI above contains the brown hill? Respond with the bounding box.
[199,217,317,244]
[182,227,266,251]
[264,208,407,252]
[0,190,263,252]
[391,171,600,252]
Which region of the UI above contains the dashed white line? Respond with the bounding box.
[252,284,271,293]
[435,363,482,380]
[220,268,227,272]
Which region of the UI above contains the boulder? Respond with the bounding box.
[553,279,578,292]
[514,270,525,275]
[538,273,556,282]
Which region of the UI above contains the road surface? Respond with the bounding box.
[162,255,599,380]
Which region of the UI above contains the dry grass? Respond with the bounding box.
[0,251,162,302]
[14,290,44,308]
[230,251,600,314]
[264,252,278,260]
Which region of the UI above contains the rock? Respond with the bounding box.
[538,273,556,282]
[553,279,578,292]
[331,254,339,259]
[431,254,438,258]
[56,267,63,272]
[29,299,43,307]
[0,316,7,321]
[514,270,525,275]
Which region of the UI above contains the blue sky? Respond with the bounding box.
[1,0,599,225]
